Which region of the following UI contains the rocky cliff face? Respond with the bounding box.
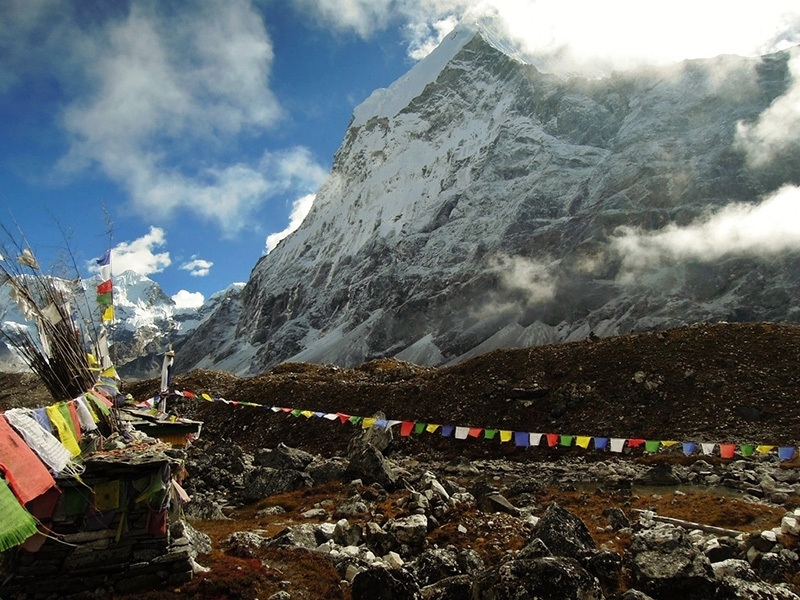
[178,22,800,375]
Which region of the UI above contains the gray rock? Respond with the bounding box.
[420,574,473,600]
[243,466,313,500]
[351,565,421,600]
[388,514,428,547]
[630,525,717,600]
[605,506,631,530]
[254,443,315,470]
[307,457,348,485]
[409,547,460,587]
[530,503,596,559]
[346,444,399,491]
[474,556,603,600]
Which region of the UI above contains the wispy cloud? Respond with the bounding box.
[180,258,214,277]
[611,185,800,281]
[108,226,171,277]
[489,253,556,304]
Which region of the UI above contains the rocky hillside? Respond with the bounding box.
[176,18,800,376]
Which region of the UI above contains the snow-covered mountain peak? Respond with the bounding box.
[351,10,526,128]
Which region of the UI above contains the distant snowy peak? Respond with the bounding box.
[351,14,527,127]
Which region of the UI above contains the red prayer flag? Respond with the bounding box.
[546,433,558,447]
[468,427,483,438]
[719,443,736,459]
[96,280,112,294]
[627,439,646,448]
[400,421,414,437]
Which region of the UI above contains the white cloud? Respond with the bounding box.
[407,15,459,60]
[736,47,800,168]
[109,226,171,276]
[54,0,332,236]
[180,258,213,277]
[266,193,317,253]
[612,185,800,281]
[489,253,556,304]
[291,1,800,66]
[171,289,205,309]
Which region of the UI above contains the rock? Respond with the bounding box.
[444,456,480,476]
[456,548,484,575]
[516,538,551,560]
[630,525,717,600]
[714,559,800,600]
[604,506,630,530]
[619,591,657,600]
[635,465,682,486]
[307,457,348,485]
[420,574,473,600]
[348,412,394,457]
[301,508,328,519]
[334,519,363,547]
[346,445,400,491]
[476,491,521,517]
[243,467,313,500]
[751,530,778,552]
[182,495,229,520]
[268,592,291,600]
[223,531,270,558]
[266,524,323,550]
[530,503,596,559]
[254,443,315,470]
[704,537,738,563]
[365,521,394,556]
[335,493,369,517]
[583,549,623,596]
[169,519,211,558]
[409,548,461,587]
[781,515,800,536]
[388,514,429,548]
[351,565,421,600]
[474,556,603,600]
[757,552,796,584]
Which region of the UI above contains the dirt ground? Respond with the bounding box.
[3,321,800,599]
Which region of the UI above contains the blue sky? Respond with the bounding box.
[1,1,799,309]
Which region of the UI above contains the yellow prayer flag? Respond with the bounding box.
[500,430,512,443]
[362,417,377,429]
[301,410,314,418]
[756,445,775,454]
[45,404,81,456]
[93,480,121,511]
[576,436,591,449]
[102,306,114,322]
[202,393,213,401]
[100,366,118,379]
[425,423,440,433]
[661,441,679,447]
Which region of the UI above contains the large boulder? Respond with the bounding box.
[351,565,421,600]
[530,503,596,559]
[346,445,399,491]
[254,443,315,470]
[243,467,313,500]
[474,556,603,600]
[630,525,717,599]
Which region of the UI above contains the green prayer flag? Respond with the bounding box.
[0,478,39,551]
[484,429,497,440]
[413,423,426,434]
